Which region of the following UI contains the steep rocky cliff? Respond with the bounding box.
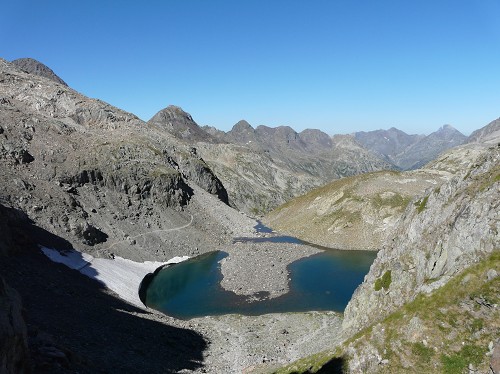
[343,142,499,334]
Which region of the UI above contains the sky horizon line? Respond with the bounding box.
[2,1,499,136]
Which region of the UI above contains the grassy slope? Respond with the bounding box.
[264,170,440,250]
[274,250,499,373]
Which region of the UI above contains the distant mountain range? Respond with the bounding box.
[354,125,467,170]
[148,107,393,214]
[147,105,469,214]
[2,57,472,215]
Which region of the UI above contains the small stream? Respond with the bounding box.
[143,224,376,319]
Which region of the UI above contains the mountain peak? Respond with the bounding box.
[11,58,68,86]
[148,105,217,142]
[233,120,253,131]
[438,124,457,132]
[149,105,194,123]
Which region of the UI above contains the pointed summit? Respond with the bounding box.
[226,120,256,144]
[148,105,216,142]
[232,120,254,131]
[11,58,68,86]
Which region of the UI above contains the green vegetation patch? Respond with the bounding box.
[411,342,434,363]
[414,195,429,213]
[374,270,392,291]
[372,193,411,210]
[441,344,487,374]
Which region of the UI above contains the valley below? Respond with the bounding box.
[1,57,499,374]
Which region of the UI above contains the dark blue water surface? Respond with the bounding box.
[145,247,376,320]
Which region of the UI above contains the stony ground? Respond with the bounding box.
[1,237,342,374]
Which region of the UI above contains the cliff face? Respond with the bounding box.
[343,142,500,334]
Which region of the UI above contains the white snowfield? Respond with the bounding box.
[40,246,189,308]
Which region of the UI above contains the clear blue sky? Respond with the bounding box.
[2,1,499,135]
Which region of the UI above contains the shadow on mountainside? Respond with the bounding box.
[0,205,207,373]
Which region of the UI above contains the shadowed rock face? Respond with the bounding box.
[0,278,30,374]
[11,57,68,86]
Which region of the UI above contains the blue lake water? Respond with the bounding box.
[144,247,376,320]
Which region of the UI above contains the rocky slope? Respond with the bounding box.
[271,125,499,374]
[467,117,500,144]
[342,141,499,336]
[354,125,467,170]
[0,57,352,373]
[264,124,486,251]
[0,57,235,262]
[276,251,499,374]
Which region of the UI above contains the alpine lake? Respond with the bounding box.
[142,225,376,320]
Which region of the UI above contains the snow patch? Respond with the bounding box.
[40,246,189,308]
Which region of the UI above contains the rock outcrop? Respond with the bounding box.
[11,57,68,86]
[342,142,499,334]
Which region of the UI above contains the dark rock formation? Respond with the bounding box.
[0,278,30,373]
[148,105,219,143]
[11,57,68,86]
[343,141,500,335]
